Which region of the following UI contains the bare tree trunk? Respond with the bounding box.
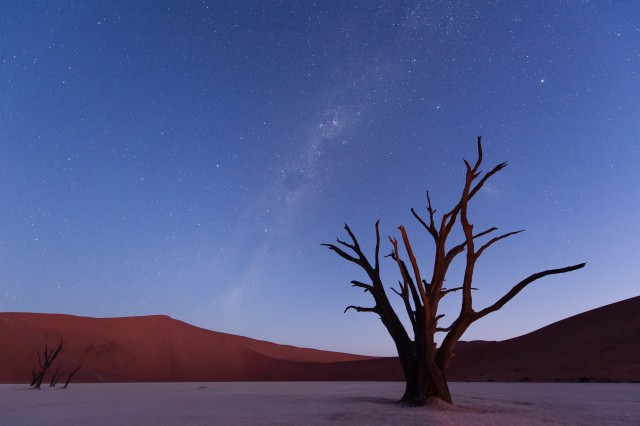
[49,364,64,387]
[397,348,452,405]
[398,352,420,403]
[31,337,64,389]
[324,137,585,405]
[61,366,81,389]
[30,369,38,387]
[425,364,452,403]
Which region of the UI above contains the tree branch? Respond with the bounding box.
[459,152,477,314]
[475,230,524,259]
[412,191,438,241]
[446,227,498,265]
[471,135,483,174]
[440,286,478,299]
[344,305,379,314]
[62,365,82,389]
[401,257,423,314]
[468,161,507,201]
[436,325,454,333]
[351,280,373,293]
[336,238,356,251]
[390,283,417,326]
[398,226,427,303]
[437,138,507,244]
[344,223,361,251]
[324,222,382,277]
[390,286,402,297]
[475,263,587,320]
[389,237,421,327]
[321,243,361,266]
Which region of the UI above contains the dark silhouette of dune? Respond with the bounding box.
[1,296,638,383]
[446,295,640,382]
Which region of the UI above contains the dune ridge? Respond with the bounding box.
[0,313,395,383]
[1,296,638,384]
[447,295,640,382]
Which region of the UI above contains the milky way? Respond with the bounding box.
[1,1,638,355]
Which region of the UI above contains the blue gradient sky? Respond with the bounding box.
[1,1,638,356]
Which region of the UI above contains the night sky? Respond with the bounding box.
[1,1,638,356]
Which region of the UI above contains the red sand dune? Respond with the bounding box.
[0,313,400,383]
[447,295,640,382]
[1,296,638,384]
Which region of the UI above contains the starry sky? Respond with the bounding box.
[1,1,638,356]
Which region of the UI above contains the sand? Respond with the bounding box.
[0,313,395,383]
[1,382,638,425]
[4,297,640,385]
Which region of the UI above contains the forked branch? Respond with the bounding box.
[322,242,361,266]
[438,138,507,245]
[445,227,498,265]
[411,191,438,241]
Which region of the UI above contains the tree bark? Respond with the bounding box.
[397,347,452,405]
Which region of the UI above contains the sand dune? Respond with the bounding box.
[447,295,640,382]
[1,296,638,384]
[0,313,393,383]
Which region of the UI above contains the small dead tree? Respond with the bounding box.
[30,337,64,389]
[61,365,82,389]
[323,137,585,405]
[49,364,65,387]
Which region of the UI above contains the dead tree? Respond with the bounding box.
[30,337,64,389]
[323,137,585,405]
[49,364,64,387]
[61,365,82,389]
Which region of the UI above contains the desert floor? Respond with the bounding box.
[1,382,638,425]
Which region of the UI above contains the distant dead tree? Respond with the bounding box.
[323,137,585,405]
[61,365,82,389]
[49,363,65,387]
[30,337,64,389]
